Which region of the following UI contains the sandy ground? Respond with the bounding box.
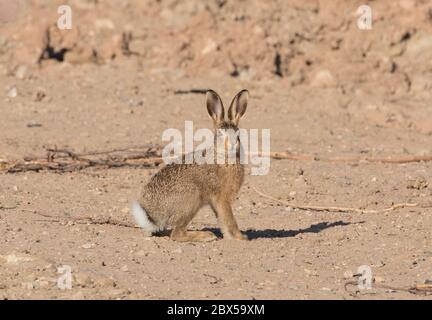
[0,0,432,299]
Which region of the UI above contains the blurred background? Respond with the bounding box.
[1,1,432,89]
[1,1,432,158]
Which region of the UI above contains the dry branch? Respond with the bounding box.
[173,88,209,95]
[1,146,432,174]
[0,205,17,210]
[321,154,432,164]
[1,145,164,173]
[344,280,432,296]
[252,187,428,214]
[260,151,432,164]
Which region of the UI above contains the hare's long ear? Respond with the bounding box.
[228,89,248,126]
[206,90,224,127]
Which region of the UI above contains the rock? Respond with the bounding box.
[311,70,336,88]
[120,265,129,272]
[201,39,217,55]
[81,243,94,249]
[94,19,115,30]
[6,87,17,98]
[15,65,28,80]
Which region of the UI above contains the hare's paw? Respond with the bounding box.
[171,230,217,242]
[224,231,248,241]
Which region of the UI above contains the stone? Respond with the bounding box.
[7,87,17,98]
[94,19,115,30]
[311,70,336,88]
[15,65,28,80]
[82,243,93,249]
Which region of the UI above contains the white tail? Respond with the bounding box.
[131,201,159,233]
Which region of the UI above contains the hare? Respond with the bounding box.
[131,89,249,242]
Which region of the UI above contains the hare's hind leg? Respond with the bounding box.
[212,200,248,240]
[169,205,217,242]
[171,227,217,242]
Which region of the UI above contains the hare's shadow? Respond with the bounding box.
[204,220,363,240]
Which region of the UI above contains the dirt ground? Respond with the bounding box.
[1,0,432,299]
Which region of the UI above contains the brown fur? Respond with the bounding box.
[137,89,249,241]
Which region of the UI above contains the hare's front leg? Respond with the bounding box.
[212,200,248,240]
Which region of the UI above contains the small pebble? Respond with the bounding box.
[82,243,93,249]
[7,87,17,98]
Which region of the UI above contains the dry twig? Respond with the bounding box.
[1,145,163,173]
[0,205,17,210]
[252,187,425,214]
[1,146,432,174]
[344,280,432,296]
